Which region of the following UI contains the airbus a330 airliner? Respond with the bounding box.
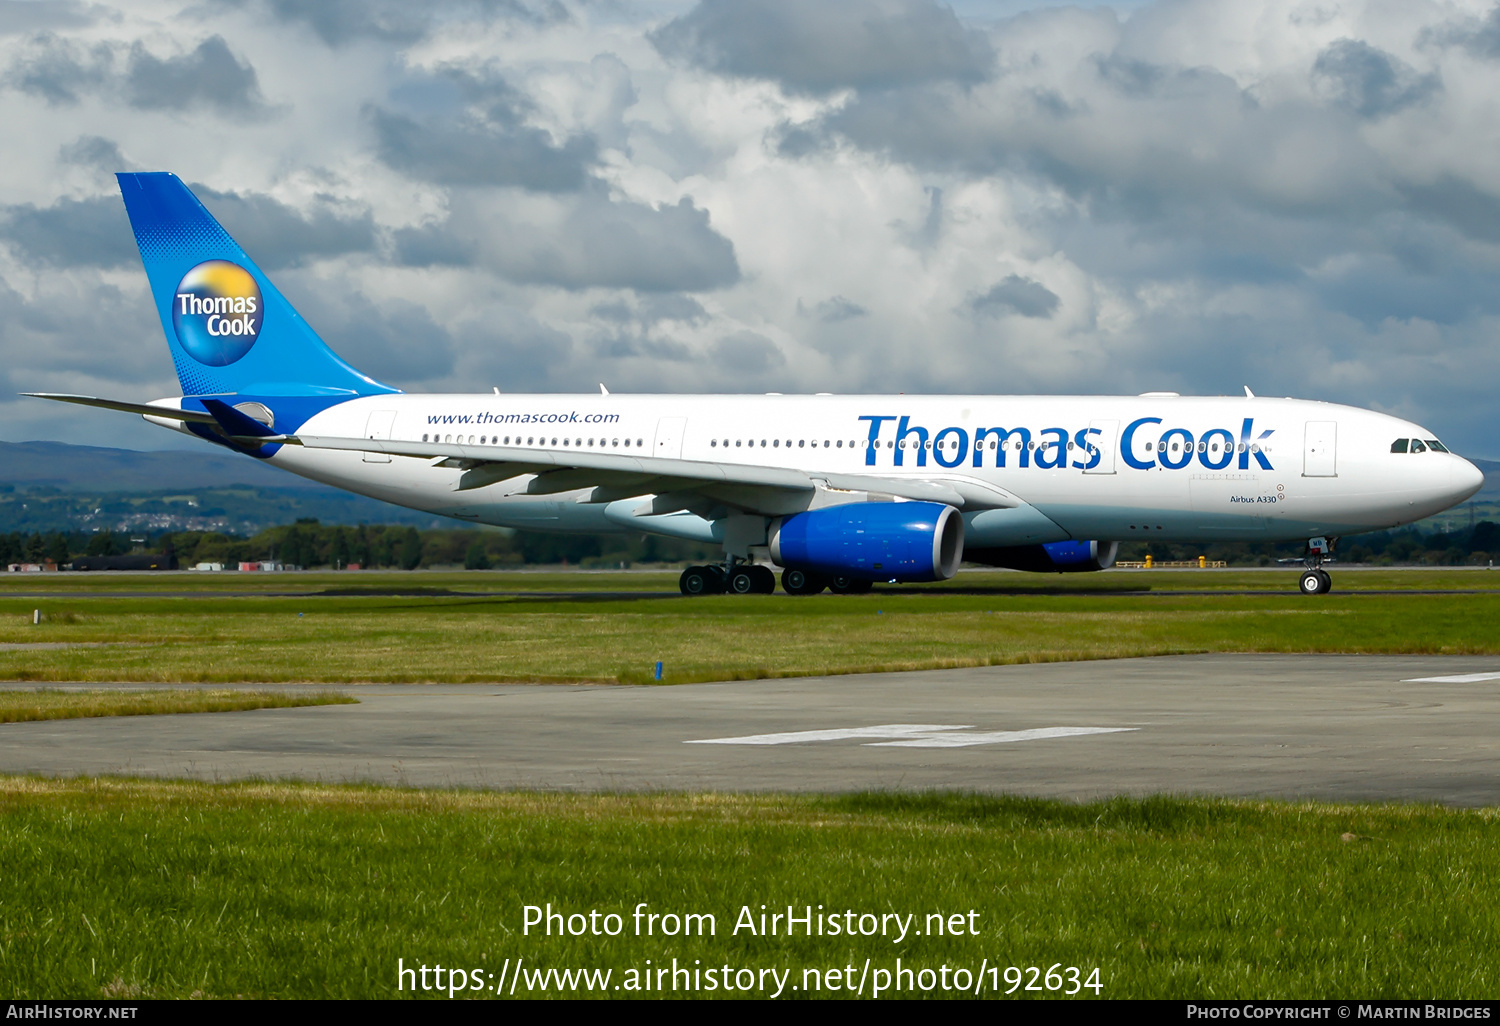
[25,173,1485,595]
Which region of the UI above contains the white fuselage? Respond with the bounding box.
[150,392,1484,549]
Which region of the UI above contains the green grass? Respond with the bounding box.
[1,569,1499,684]
[1,779,1497,998]
[0,688,355,723]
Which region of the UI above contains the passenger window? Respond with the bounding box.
[1410,439,1427,453]
[1427,439,1449,453]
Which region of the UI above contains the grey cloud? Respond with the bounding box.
[801,295,868,322]
[970,276,1059,318]
[1312,39,1440,119]
[228,0,567,48]
[372,108,596,191]
[640,294,709,324]
[590,294,709,326]
[506,193,739,292]
[317,296,457,383]
[711,330,784,373]
[125,36,268,114]
[1399,176,1500,244]
[59,135,130,175]
[0,1,101,35]
[650,0,993,94]
[0,194,135,267]
[7,32,269,114]
[1421,6,1500,61]
[597,332,693,362]
[370,69,597,191]
[8,33,113,104]
[400,189,739,292]
[0,184,375,272]
[190,184,377,269]
[392,222,478,267]
[456,309,575,391]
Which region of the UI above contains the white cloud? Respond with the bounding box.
[2,0,1500,455]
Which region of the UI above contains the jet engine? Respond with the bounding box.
[965,539,1119,573]
[769,501,964,582]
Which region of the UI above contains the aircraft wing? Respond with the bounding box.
[288,432,1020,516]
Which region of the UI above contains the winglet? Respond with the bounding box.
[1244,385,1255,398]
[599,383,610,395]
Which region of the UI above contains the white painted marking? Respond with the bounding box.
[686,724,1137,749]
[1402,672,1500,683]
[869,726,1137,749]
[686,724,970,746]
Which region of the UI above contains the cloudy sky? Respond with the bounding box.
[3,0,1500,455]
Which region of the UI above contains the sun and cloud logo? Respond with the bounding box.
[171,260,263,366]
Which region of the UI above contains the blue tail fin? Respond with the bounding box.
[116,172,398,398]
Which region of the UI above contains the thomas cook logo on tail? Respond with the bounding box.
[171,260,262,366]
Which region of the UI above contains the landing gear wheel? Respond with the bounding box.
[749,565,777,594]
[1299,569,1331,595]
[781,568,827,595]
[727,567,757,594]
[703,564,727,592]
[828,576,874,594]
[679,565,714,595]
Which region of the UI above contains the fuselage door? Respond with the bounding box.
[362,410,397,464]
[1303,421,1337,478]
[654,417,686,461]
[1082,419,1119,475]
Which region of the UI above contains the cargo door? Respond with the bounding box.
[1303,421,1337,477]
[653,417,686,460]
[362,410,396,463]
[1082,419,1118,474]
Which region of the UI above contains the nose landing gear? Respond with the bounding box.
[1299,568,1332,595]
[1297,537,1335,595]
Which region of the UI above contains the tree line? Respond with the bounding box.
[5,520,1499,570]
[2,521,718,570]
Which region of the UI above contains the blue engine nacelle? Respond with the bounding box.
[965,540,1119,573]
[769,501,965,582]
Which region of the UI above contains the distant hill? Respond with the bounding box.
[0,440,321,491]
[1472,458,1500,497]
[0,441,455,533]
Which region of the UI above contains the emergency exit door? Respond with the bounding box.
[362,410,396,463]
[1303,421,1337,477]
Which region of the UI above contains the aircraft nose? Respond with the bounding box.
[1453,457,1486,503]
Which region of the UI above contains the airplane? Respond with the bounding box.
[24,172,1486,596]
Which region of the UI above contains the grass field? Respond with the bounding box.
[0,778,1496,999]
[0,689,355,723]
[1,568,1499,684]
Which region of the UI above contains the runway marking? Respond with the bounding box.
[1402,672,1500,683]
[686,724,1137,749]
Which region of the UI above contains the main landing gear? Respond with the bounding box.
[679,560,776,595]
[678,562,876,595]
[779,570,874,596]
[1298,536,1335,595]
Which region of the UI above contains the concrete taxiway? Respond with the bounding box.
[3,654,1500,805]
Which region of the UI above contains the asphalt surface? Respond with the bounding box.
[4,654,1500,804]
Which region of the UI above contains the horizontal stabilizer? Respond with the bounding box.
[22,392,217,424]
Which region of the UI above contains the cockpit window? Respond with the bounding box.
[1391,438,1409,453]
[1427,439,1449,453]
[1410,439,1428,453]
